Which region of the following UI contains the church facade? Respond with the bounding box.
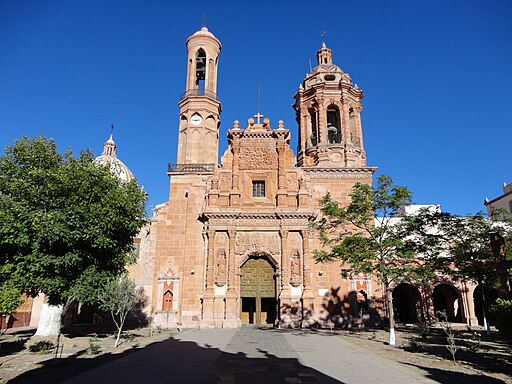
[5,26,488,332]
[130,27,482,329]
[131,27,378,329]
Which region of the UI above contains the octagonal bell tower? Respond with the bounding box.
[294,43,366,168]
[177,27,222,166]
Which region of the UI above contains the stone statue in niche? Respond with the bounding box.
[215,248,227,286]
[298,175,306,190]
[290,249,301,287]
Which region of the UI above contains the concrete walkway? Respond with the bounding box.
[63,327,436,384]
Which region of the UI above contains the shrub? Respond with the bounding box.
[405,336,425,353]
[29,341,55,354]
[466,332,481,353]
[89,342,101,355]
[491,298,512,337]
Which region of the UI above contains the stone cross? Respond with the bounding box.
[254,112,264,124]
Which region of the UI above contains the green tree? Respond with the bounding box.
[0,136,146,336]
[98,274,145,348]
[0,284,24,335]
[314,175,414,346]
[436,212,511,334]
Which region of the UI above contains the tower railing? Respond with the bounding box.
[180,89,219,101]
[168,163,215,173]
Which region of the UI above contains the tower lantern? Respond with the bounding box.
[176,26,222,166]
[294,43,366,168]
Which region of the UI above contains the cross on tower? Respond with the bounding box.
[254,112,264,124]
[320,25,327,43]
[202,13,208,27]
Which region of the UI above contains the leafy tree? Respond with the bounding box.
[436,212,511,334]
[314,175,414,346]
[0,136,146,335]
[0,284,24,335]
[98,274,145,347]
[399,209,450,325]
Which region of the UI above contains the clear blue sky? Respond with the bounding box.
[1,1,511,215]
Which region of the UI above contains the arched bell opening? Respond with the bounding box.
[326,105,342,144]
[195,48,206,91]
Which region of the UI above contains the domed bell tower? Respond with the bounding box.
[176,27,222,166]
[294,43,366,168]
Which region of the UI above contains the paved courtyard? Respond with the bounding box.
[60,327,436,384]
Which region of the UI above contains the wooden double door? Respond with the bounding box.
[240,256,276,326]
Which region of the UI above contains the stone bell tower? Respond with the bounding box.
[177,26,222,166]
[294,42,366,167]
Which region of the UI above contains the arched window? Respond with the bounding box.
[162,290,173,311]
[349,107,358,145]
[309,108,318,146]
[327,106,342,144]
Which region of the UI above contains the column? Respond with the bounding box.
[224,229,241,328]
[301,229,314,327]
[200,229,216,328]
[276,140,287,207]
[355,104,364,151]
[230,139,241,206]
[464,282,479,326]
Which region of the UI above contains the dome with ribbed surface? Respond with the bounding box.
[93,133,134,183]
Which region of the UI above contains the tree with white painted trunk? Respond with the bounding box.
[0,136,146,337]
[314,175,417,346]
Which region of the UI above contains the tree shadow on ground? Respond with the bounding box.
[0,328,34,357]
[8,333,344,384]
[404,363,507,384]
[258,326,342,338]
[409,328,512,377]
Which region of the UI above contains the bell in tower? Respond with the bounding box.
[293,42,366,168]
[176,26,222,166]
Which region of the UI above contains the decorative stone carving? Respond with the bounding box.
[290,249,301,287]
[158,261,179,280]
[303,168,376,179]
[236,232,280,256]
[214,231,228,247]
[215,248,227,286]
[288,232,303,252]
[219,172,231,191]
[286,172,298,191]
[239,146,277,170]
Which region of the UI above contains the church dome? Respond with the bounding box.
[93,133,134,183]
[186,26,221,49]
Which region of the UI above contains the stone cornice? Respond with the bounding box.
[302,167,377,178]
[202,211,317,220]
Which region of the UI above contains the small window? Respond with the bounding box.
[252,181,265,197]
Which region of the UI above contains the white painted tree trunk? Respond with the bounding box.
[35,303,63,336]
[385,281,396,346]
